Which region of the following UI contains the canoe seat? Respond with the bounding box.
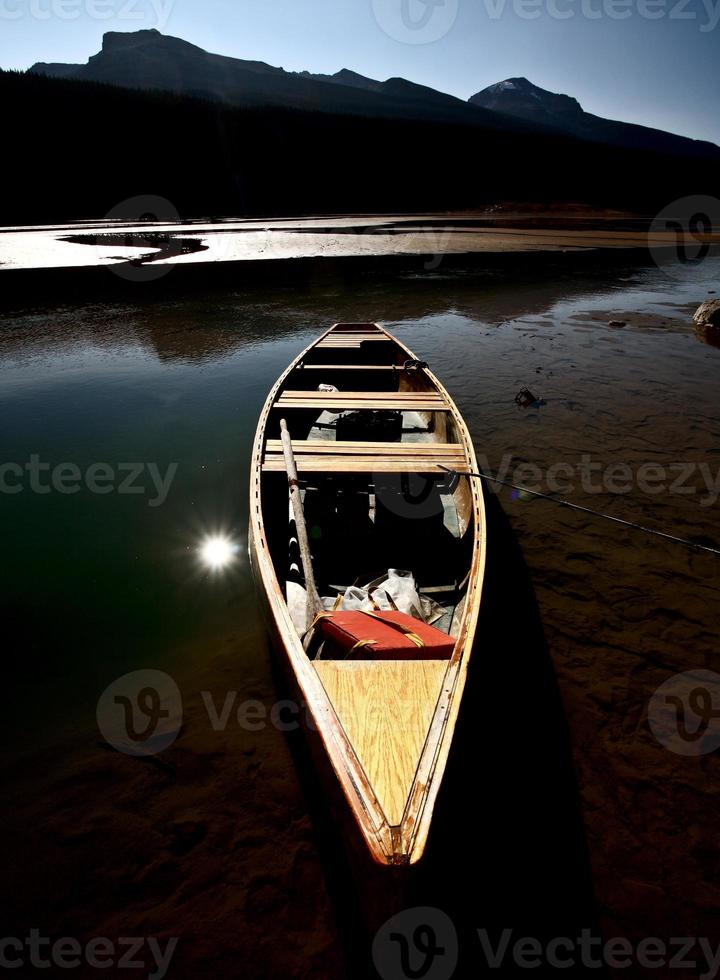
[262,439,468,473]
[274,390,448,411]
[297,364,400,371]
[316,335,390,349]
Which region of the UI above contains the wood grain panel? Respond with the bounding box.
[296,364,399,371]
[314,661,448,826]
[262,457,468,473]
[264,440,463,454]
[275,391,447,411]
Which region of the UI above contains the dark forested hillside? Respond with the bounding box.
[2,69,718,225]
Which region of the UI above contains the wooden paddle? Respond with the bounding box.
[279,418,324,641]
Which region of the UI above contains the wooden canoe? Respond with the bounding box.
[249,322,486,865]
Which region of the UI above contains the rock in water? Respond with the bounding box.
[693,299,720,327]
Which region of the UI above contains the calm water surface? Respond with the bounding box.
[1,257,719,975]
[1,261,718,738]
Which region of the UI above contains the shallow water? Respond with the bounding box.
[2,256,719,976]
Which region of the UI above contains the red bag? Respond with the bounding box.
[316,610,455,660]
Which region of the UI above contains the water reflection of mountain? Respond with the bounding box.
[0,255,671,366]
[135,311,311,363]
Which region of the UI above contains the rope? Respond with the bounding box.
[313,608,426,647]
[437,466,720,557]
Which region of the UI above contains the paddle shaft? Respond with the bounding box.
[279,419,323,628]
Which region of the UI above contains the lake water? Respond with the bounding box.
[2,255,719,977]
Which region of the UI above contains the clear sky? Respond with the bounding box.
[1,0,718,144]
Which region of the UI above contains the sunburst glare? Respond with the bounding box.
[198,534,238,571]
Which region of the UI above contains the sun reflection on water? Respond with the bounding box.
[198,534,239,572]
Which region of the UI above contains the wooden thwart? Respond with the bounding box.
[274,390,447,411]
[297,364,399,371]
[317,336,391,349]
[266,440,463,455]
[263,440,468,472]
[264,458,469,473]
[277,391,445,400]
[264,439,468,473]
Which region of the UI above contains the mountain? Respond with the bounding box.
[27,32,719,161]
[298,68,383,92]
[299,67,464,108]
[469,76,719,159]
[28,29,501,128]
[4,65,719,225]
[470,78,584,126]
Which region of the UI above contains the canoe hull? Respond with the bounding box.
[249,323,487,865]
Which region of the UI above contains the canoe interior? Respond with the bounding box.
[253,323,484,862]
[262,328,475,633]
